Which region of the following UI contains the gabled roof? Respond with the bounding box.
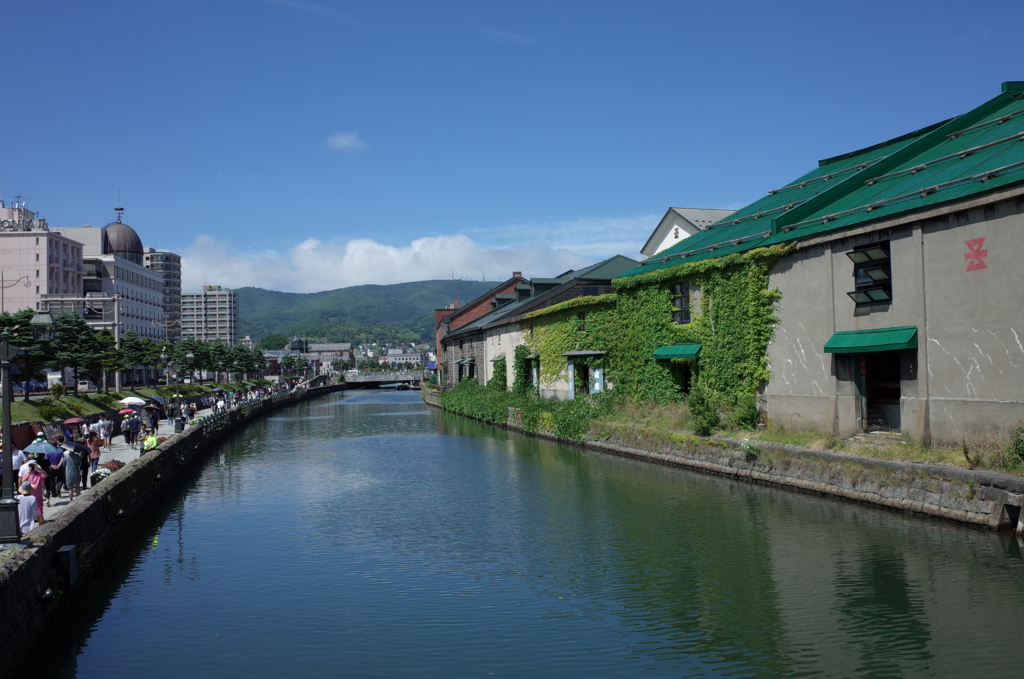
[435,274,528,329]
[621,82,1024,278]
[445,255,638,339]
[640,207,736,256]
[558,255,641,280]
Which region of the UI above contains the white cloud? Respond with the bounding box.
[257,0,354,22]
[480,27,534,45]
[326,131,368,153]
[180,234,592,293]
[467,214,659,260]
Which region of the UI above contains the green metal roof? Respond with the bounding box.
[621,82,1024,279]
[823,326,918,354]
[653,344,702,360]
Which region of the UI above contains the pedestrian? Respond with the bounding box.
[17,482,38,533]
[100,415,112,448]
[19,459,47,525]
[88,418,102,438]
[126,411,141,449]
[84,432,101,475]
[121,415,132,446]
[61,436,84,501]
[149,407,160,435]
[141,428,159,453]
[45,443,65,501]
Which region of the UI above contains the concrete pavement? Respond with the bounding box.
[40,403,214,521]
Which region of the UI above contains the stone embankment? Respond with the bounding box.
[0,384,344,678]
[423,390,1024,535]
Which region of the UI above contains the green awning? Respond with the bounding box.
[823,326,918,354]
[653,344,702,360]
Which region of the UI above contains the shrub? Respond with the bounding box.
[1010,423,1024,462]
[49,383,65,400]
[687,385,720,436]
[730,392,761,430]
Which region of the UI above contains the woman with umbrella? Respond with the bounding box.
[24,434,61,507]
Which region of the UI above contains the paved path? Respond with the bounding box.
[40,403,214,521]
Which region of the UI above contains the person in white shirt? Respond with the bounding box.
[16,482,37,534]
[18,453,37,479]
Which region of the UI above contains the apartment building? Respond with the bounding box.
[181,285,239,345]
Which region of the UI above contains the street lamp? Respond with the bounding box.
[1,312,54,542]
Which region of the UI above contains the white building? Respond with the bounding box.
[181,285,239,345]
[0,202,85,313]
[144,247,182,342]
[58,215,165,341]
[639,207,736,258]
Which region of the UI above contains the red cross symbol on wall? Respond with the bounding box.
[965,238,988,271]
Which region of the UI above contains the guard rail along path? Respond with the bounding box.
[0,382,345,677]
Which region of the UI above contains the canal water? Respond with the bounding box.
[50,390,1024,678]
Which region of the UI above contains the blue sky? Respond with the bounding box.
[3,0,1020,292]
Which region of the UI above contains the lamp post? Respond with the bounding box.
[1,311,54,542]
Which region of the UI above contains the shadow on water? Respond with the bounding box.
[44,390,1024,678]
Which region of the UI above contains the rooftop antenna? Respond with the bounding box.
[114,206,124,223]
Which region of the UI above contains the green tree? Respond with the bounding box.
[208,340,231,383]
[49,313,100,394]
[259,333,289,351]
[94,330,123,392]
[0,309,50,400]
[120,330,149,389]
[174,337,208,384]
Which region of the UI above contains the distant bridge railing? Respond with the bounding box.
[344,371,420,384]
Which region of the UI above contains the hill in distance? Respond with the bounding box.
[236,279,495,345]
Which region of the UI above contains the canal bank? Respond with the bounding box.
[0,383,345,678]
[422,390,1024,535]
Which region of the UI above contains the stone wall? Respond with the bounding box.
[0,385,344,677]
[583,434,1024,534]
[425,398,1024,534]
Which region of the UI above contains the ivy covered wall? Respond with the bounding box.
[523,244,790,404]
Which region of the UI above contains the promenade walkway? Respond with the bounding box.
[40,403,214,522]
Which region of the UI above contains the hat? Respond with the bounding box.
[18,482,32,495]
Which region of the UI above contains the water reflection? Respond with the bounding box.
[52,390,1024,679]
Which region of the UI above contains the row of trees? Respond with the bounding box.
[0,310,268,398]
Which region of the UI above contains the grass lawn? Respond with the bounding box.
[2,381,269,425]
[589,400,1024,476]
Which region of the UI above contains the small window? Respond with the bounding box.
[578,312,587,333]
[581,286,599,296]
[672,283,691,324]
[35,253,39,262]
[846,241,892,306]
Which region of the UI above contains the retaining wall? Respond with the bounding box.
[424,394,1024,534]
[0,384,344,677]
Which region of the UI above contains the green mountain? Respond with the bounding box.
[236,280,494,345]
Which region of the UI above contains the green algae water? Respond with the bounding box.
[51,390,1024,678]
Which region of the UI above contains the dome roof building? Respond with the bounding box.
[104,217,144,264]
